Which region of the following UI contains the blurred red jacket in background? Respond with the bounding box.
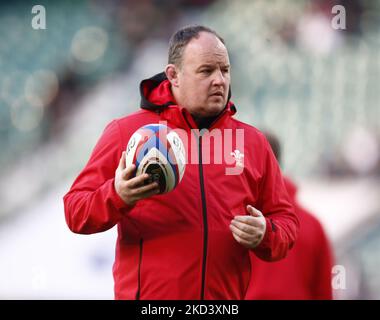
[246,177,334,300]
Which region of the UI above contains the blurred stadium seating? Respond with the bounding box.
[0,0,128,171]
[0,0,379,299]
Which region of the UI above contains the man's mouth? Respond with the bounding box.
[210,92,224,97]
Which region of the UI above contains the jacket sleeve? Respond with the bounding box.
[63,120,132,234]
[253,139,299,261]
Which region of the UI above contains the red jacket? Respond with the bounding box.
[64,73,299,300]
[246,177,333,300]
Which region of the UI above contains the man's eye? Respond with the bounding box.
[201,69,211,74]
[222,68,229,74]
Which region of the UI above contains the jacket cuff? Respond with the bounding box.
[109,179,133,213]
[254,217,272,250]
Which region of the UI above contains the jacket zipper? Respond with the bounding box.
[135,238,143,300]
[198,134,208,300]
[182,110,220,300]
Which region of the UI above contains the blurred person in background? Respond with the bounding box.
[246,131,334,300]
[63,25,299,300]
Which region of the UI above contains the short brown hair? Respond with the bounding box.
[168,25,225,67]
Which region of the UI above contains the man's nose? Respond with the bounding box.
[212,70,226,86]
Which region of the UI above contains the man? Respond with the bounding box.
[64,25,299,300]
[246,131,334,300]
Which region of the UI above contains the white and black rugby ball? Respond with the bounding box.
[125,123,186,194]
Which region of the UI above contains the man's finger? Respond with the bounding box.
[132,181,160,195]
[127,173,150,188]
[230,219,256,234]
[233,215,263,228]
[229,224,252,241]
[231,230,251,248]
[247,205,263,217]
[122,164,136,180]
[138,185,161,199]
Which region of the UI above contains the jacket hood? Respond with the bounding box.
[139,72,235,113]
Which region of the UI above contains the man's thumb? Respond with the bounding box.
[247,205,263,217]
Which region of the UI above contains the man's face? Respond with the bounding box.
[175,32,231,119]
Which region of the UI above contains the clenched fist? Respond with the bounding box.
[230,205,267,249]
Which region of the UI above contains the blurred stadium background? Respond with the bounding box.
[0,0,379,299]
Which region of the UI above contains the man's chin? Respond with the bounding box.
[191,103,225,119]
[206,103,225,116]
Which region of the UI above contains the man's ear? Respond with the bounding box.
[165,64,179,88]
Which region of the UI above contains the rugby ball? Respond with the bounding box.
[125,123,186,194]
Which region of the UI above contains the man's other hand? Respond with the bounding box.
[230,205,267,249]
